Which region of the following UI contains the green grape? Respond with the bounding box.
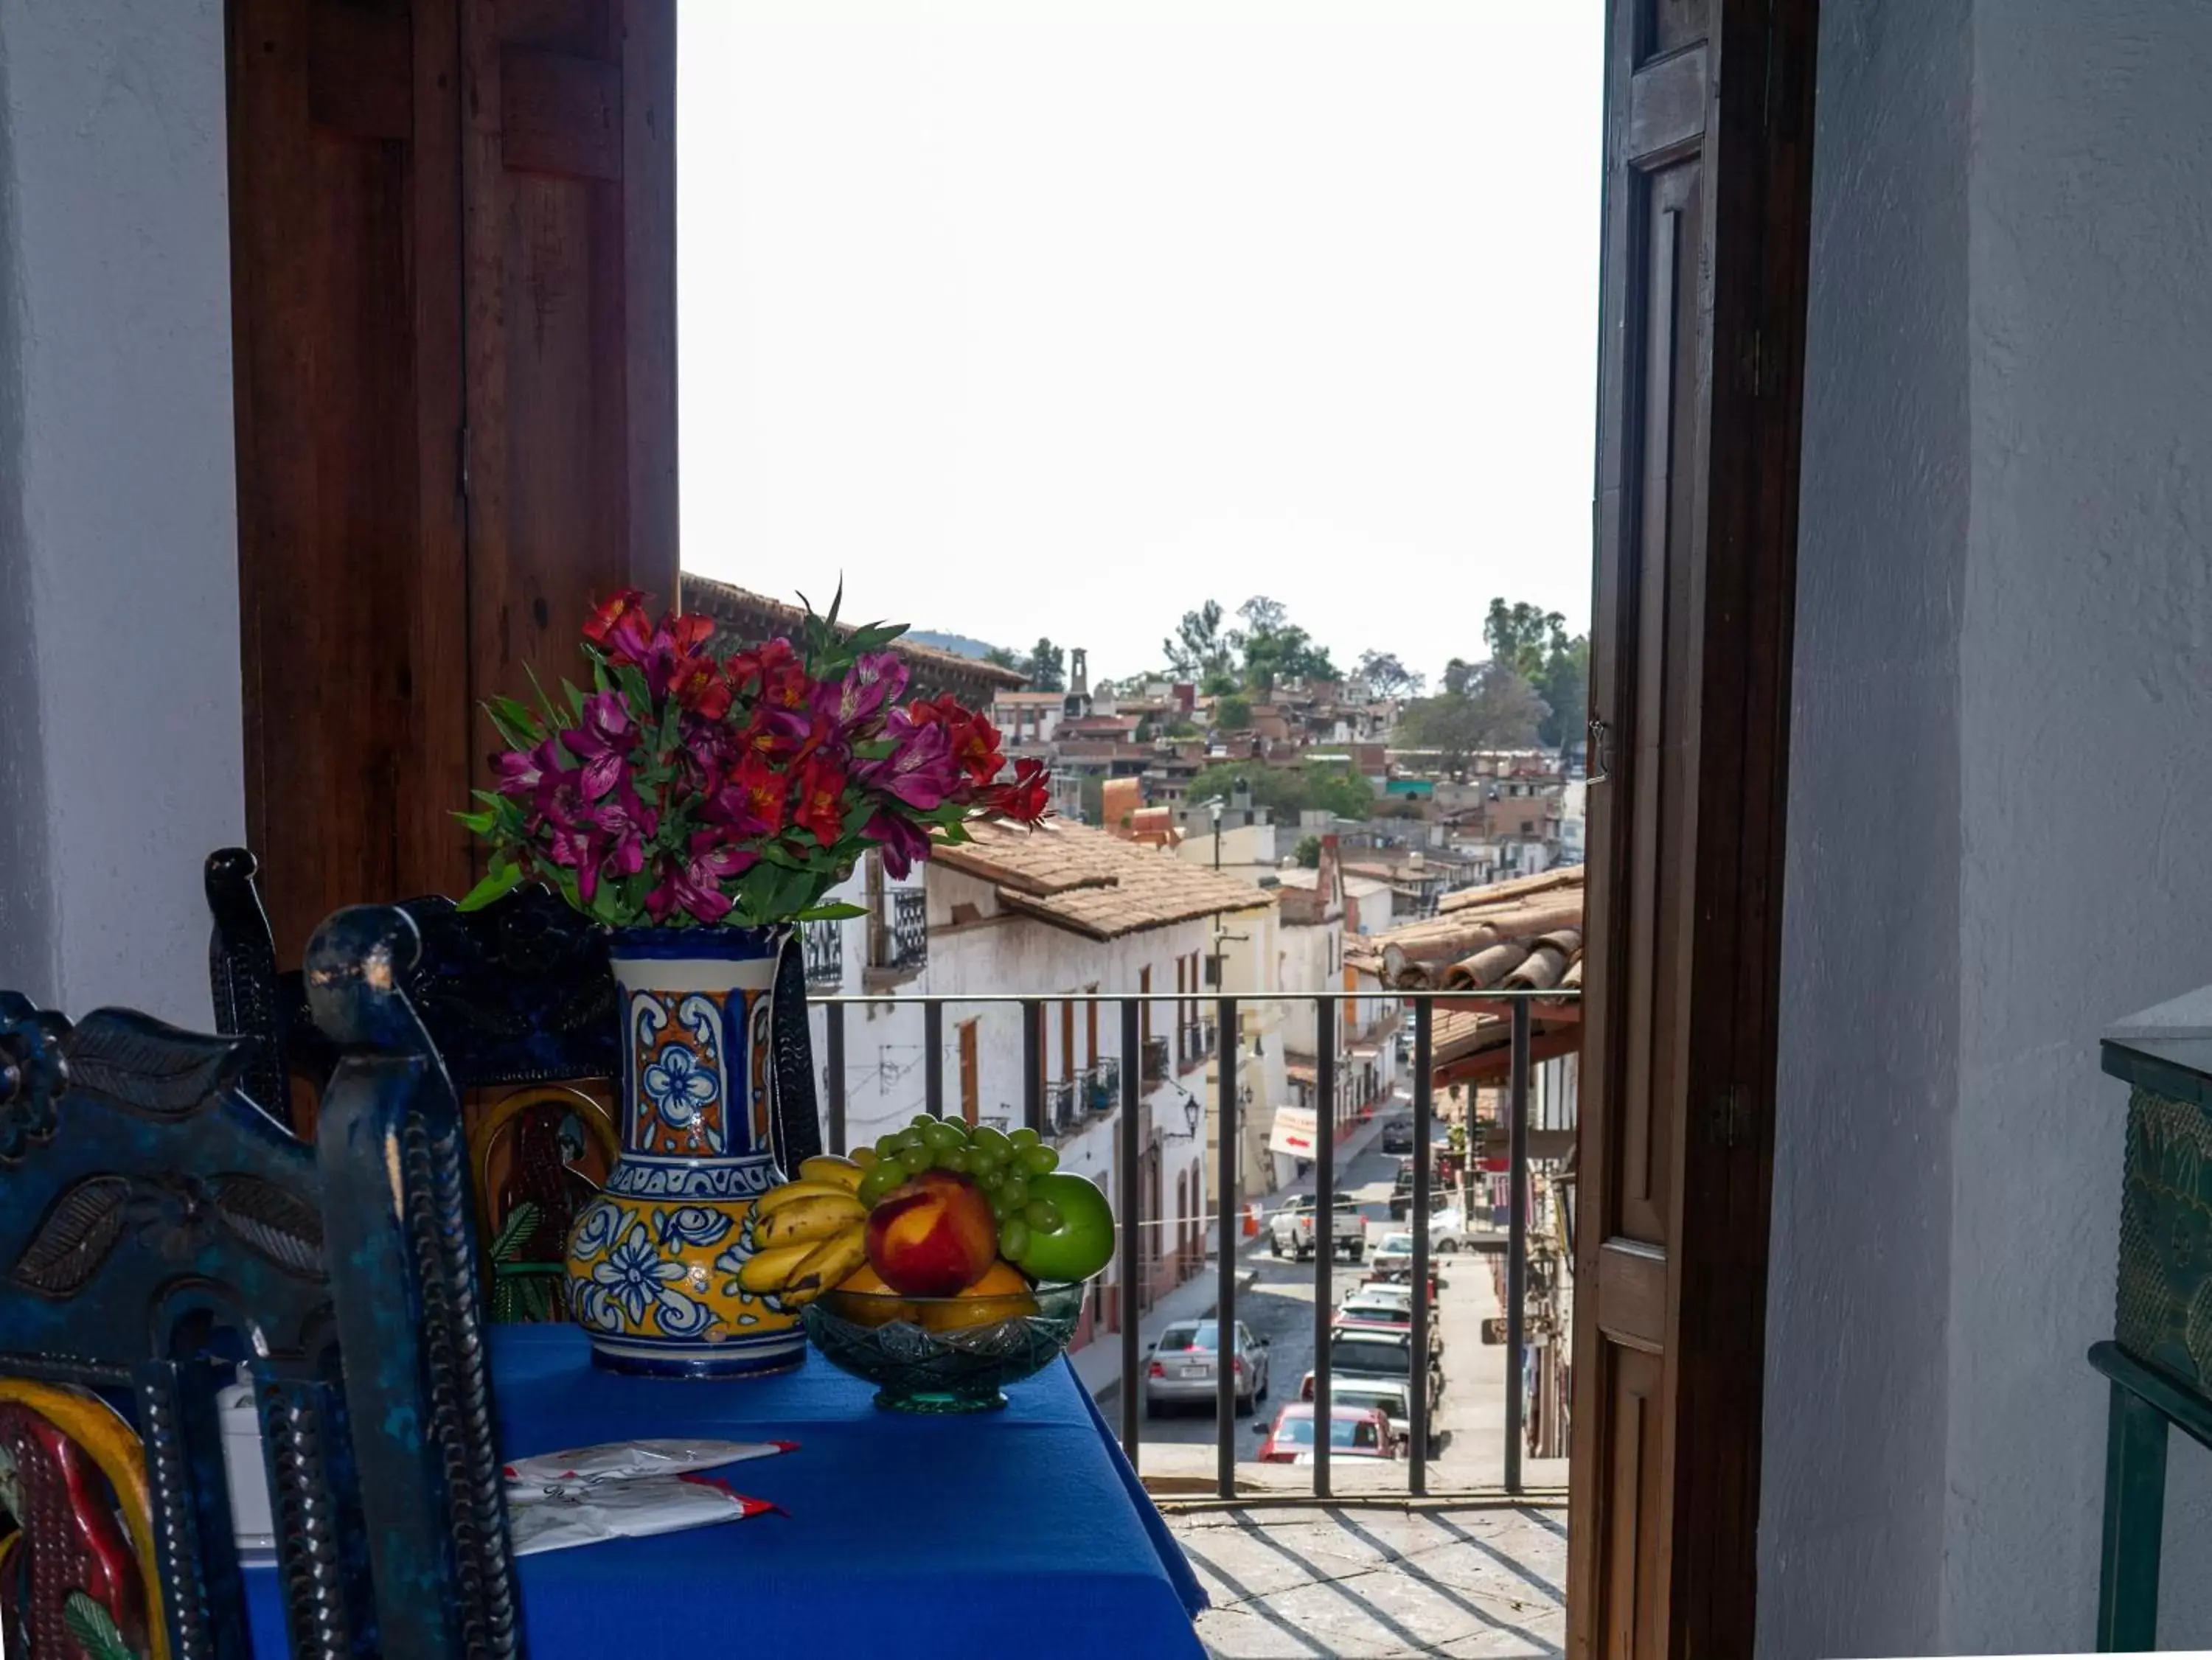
[998,1217,1031,1260]
[858,1165,905,1204]
[874,1133,905,1161]
[896,1126,927,1150]
[971,1124,1013,1158]
[1023,1198,1063,1234]
[998,1176,1029,1213]
[922,1120,967,1153]
[1008,1126,1040,1149]
[896,1145,932,1174]
[912,1112,936,1127]
[937,1147,973,1173]
[978,1165,1006,1190]
[987,1187,1014,1221]
[1015,1145,1060,1177]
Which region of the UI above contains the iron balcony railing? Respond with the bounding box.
[1140,1033,1172,1087]
[811,986,1579,1503]
[801,918,843,990]
[1044,1078,1081,1137]
[869,887,928,977]
[1083,1056,1120,1116]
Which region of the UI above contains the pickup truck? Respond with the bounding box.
[1267,1193,1365,1263]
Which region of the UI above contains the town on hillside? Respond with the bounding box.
[688,575,1583,1474]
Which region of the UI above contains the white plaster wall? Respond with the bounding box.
[1767,0,2212,1652]
[0,0,242,1023]
[1950,3,2212,1647]
[1761,0,1971,1652]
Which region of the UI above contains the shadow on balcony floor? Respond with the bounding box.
[1167,1502,1566,1659]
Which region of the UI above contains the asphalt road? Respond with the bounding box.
[1138,1126,1406,1453]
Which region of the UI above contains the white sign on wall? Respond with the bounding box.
[1268,1105,1318,1158]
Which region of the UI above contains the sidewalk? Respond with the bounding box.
[1070,1096,1405,1402]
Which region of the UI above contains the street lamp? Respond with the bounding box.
[1203,794,1225,870]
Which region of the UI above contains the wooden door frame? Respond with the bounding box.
[1568,1,1818,1656]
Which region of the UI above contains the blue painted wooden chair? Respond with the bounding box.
[0,904,521,1658]
[203,848,825,1323]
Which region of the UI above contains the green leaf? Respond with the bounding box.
[451,808,498,835]
[523,662,565,731]
[793,902,867,921]
[614,662,653,714]
[456,858,527,913]
[483,697,543,752]
[588,879,626,926]
[490,1202,543,1265]
[63,1592,137,1660]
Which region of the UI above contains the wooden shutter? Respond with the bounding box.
[1568,4,1818,1658]
[959,1019,980,1126]
[226,0,676,963]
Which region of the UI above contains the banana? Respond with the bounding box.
[753,1192,866,1248]
[735,1241,817,1296]
[753,1179,860,1218]
[801,1154,866,1190]
[846,1146,881,1172]
[779,1227,869,1308]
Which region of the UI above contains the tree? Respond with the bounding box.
[1162,599,1236,685]
[1397,661,1550,770]
[1534,635,1590,749]
[1293,834,1322,868]
[1184,763,1374,824]
[1484,599,1568,680]
[1023,638,1067,693]
[1214,694,1253,732]
[1354,649,1423,700]
[983,644,1021,672]
[1231,595,1337,692]
[1133,715,1155,744]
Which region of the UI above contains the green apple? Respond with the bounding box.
[1009,1172,1116,1283]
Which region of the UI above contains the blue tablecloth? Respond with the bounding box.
[244,1326,1206,1658]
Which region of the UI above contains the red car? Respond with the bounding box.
[1255,1402,1397,1463]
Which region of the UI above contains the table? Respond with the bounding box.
[244,1326,1206,1658]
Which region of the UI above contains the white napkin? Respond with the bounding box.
[501,1438,793,1557]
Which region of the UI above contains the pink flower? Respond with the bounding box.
[561,692,634,801]
[646,835,757,925]
[493,738,562,799]
[863,809,933,879]
[858,710,959,812]
[817,652,909,733]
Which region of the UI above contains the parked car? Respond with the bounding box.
[1144,1319,1270,1417]
[1335,1290,1444,1356]
[1267,1193,1365,1263]
[1380,1117,1415,1154]
[1328,1375,1432,1458]
[1371,1230,1418,1275]
[1254,1402,1397,1463]
[1298,1339,1446,1454]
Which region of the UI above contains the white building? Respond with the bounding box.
[804,820,1273,1324]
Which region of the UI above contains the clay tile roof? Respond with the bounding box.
[932,818,1275,940]
[1346,867,1585,991]
[680,574,1028,692]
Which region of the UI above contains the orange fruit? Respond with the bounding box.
[832,1260,916,1328]
[920,1261,1037,1333]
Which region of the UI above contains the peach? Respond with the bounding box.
[864,1170,999,1297]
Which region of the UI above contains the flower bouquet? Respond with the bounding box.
[456,587,1048,1378]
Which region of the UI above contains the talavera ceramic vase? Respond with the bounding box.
[564,925,807,1377]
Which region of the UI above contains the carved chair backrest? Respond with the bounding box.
[204,849,824,1319]
[0,906,522,1659]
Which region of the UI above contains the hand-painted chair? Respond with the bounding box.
[0,905,520,1658]
[204,848,824,1322]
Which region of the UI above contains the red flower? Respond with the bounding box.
[793,755,848,846]
[708,753,788,838]
[582,589,654,666]
[670,653,732,721]
[728,639,811,713]
[982,756,1051,823]
[908,694,1004,785]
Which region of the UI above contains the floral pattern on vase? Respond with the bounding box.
[564,925,807,1377]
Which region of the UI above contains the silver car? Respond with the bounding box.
[1143,1319,1272,1417]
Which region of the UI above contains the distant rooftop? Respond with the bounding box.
[933,818,1273,940]
[681,575,1028,702]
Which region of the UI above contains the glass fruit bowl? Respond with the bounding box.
[801,1280,1088,1413]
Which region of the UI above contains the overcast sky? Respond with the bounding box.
[678,1,1602,689]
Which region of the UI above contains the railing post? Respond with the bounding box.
[925,1000,945,1120]
[1119,998,1143,1470]
[1410,997,1433,1495]
[825,1002,847,1155]
[1506,997,1530,1496]
[1023,1000,1044,1138]
[1312,997,1336,1501]
[1216,995,1239,1499]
